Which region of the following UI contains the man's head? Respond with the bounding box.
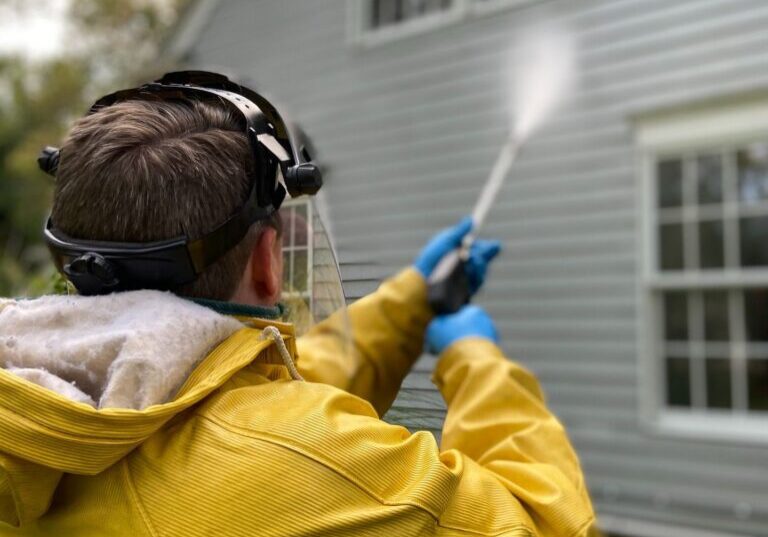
[51,98,283,304]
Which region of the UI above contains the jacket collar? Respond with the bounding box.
[190,297,284,320]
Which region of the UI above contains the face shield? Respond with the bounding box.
[278,199,349,339]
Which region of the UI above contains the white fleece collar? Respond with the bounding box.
[0,291,243,410]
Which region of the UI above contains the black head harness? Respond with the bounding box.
[38,70,322,296]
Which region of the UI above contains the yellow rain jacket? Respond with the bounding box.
[0,268,594,536]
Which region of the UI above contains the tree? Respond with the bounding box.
[0,0,189,295]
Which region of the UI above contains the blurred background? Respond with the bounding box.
[1,1,766,536]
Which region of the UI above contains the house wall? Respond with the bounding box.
[178,1,768,534]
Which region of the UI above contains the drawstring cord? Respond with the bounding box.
[259,326,304,381]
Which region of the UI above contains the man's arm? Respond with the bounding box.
[296,217,500,417]
[296,267,431,417]
[295,316,594,536]
[434,336,595,536]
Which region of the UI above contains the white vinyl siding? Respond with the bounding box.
[470,0,540,16]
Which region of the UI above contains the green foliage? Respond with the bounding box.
[0,0,189,297]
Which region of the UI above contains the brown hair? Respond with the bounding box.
[51,98,280,300]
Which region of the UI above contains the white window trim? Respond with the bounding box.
[347,0,540,47]
[468,0,540,17]
[635,96,768,445]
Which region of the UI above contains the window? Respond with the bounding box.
[655,146,768,414]
[348,0,540,46]
[348,0,462,45]
[280,199,346,331]
[369,0,455,29]
[638,98,768,442]
[281,200,313,328]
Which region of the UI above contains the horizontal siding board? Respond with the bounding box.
[500,320,637,342]
[571,426,768,461]
[587,479,766,521]
[579,452,768,493]
[383,406,446,431]
[489,307,638,325]
[338,263,389,281]
[504,341,636,360]
[597,503,767,537]
[337,279,379,299]
[391,388,446,411]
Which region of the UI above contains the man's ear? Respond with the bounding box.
[248,227,281,304]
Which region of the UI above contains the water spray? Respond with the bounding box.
[428,23,577,314]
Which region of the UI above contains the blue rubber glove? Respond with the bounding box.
[413,217,502,295]
[426,304,499,355]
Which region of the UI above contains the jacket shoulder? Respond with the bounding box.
[201,380,459,511]
[128,380,465,536]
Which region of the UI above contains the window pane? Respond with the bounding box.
[740,216,768,267]
[744,289,768,342]
[293,204,309,247]
[666,357,691,407]
[279,208,295,244]
[703,290,729,341]
[697,154,723,204]
[373,0,403,28]
[737,143,768,204]
[664,292,689,341]
[372,0,401,27]
[659,223,684,270]
[431,0,453,10]
[292,249,309,292]
[372,0,452,27]
[403,0,446,16]
[658,159,684,208]
[747,360,768,411]
[705,358,732,409]
[282,251,292,289]
[698,220,724,269]
[402,0,421,16]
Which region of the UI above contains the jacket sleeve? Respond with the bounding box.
[296,267,432,417]
[433,337,595,536]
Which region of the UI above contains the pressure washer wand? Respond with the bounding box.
[427,137,520,314]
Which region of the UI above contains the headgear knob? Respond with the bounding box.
[285,163,323,196]
[63,252,120,296]
[37,146,61,177]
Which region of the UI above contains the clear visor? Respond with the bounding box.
[278,200,348,338]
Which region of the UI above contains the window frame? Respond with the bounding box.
[636,97,768,445]
[347,0,540,47]
[468,0,540,17]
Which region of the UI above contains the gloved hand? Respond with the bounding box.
[413,217,502,295]
[426,304,499,355]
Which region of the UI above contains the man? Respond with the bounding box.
[0,72,595,536]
